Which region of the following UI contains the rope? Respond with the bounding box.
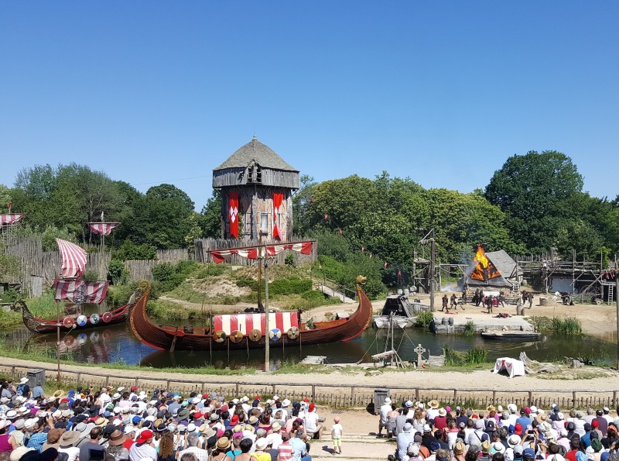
[356,333,379,364]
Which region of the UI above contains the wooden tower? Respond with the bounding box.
[212,136,299,242]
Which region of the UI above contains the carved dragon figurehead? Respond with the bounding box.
[355,275,367,290]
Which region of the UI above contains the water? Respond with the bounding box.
[4,322,616,370]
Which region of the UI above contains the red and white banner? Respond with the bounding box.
[56,238,88,278]
[0,214,24,226]
[210,241,313,264]
[272,192,283,240]
[89,222,120,236]
[54,280,109,304]
[213,311,299,335]
[229,192,239,238]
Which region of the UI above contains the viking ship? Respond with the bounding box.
[13,281,150,334]
[129,276,373,352]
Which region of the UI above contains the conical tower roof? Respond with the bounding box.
[213,136,298,172]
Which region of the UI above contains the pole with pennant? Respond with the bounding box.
[264,244,270,373]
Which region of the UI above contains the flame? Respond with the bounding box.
[475,244,489,268]
[470,244,501,282]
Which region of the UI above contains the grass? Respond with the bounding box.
[443,344,488,366]
[529,316,582,335]
[463,320,476,336]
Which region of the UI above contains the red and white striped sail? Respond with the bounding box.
[54,280,109,304]
[213,312,299,335]
[0,214,24,226]
[210,241,313,264]
[56,238,88,278]
[88,222,120,236]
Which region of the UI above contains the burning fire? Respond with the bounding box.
[471,244,501,282]
[475,244,489,268]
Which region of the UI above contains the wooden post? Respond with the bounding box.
[528,391,532,406]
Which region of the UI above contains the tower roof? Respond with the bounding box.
[213,136,298,172]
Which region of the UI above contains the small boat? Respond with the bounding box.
[372,294,429,329]
[129,276,373,352]
[12,282,149,334]
[481,330,541,341]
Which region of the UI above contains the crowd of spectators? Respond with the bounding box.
[0,376,330,461]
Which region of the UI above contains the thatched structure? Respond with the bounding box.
[213,136,299,241]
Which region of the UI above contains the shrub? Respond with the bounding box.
[113,240,157,261]
[415,311,434,327]
[269,278,312,295]
[107,259,128,285]
[463,320,476,336]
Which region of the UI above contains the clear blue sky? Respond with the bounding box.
[1,1,618,211]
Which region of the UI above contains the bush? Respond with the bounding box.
[415,311,434,327]
[443,345,488,366]
[108,260,128,285]
[269,278,312,295]
[113,240,157,261]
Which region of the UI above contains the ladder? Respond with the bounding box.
[608,283,614,305]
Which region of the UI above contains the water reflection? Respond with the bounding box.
[7,322,616,369]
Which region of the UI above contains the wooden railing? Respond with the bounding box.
[2,363,616,410]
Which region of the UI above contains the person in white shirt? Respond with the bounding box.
[304,403,325,440]
[177,432,208,461]
[331,416,343,455]
[379,398,392,438]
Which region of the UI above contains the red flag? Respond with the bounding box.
[398,270,402,278]
[273,193,283,240]
[384,261,388,269]
[324,214,328,220]
[338,228,342,236]
[361,246,365,252]
[229,192,239,238]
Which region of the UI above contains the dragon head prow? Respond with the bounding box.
[355,275,367,289]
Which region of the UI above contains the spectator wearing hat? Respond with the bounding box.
[26,418,49,452]
[57,430,80,461]
[253,437,270,461]
[304,404,324,440]
[266,422,283,450]
[592,410,608,436]
[516,410,532,433]
[9,418,26,450]
[379,398,392,438]
[128,429,155,461]
[0,420,13,454]
[79,426,106,461]
[434,408,448,432]
[396,422,415,461]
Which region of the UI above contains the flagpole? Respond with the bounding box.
[264,244,270,373]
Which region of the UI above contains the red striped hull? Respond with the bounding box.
[129,284,373,352]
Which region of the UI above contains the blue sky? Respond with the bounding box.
[1,1,618,210]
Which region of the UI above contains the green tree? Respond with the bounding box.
[131,184,195,249]
[292,174,317,237]
[484,150,584,253]
[200,190,222,239]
